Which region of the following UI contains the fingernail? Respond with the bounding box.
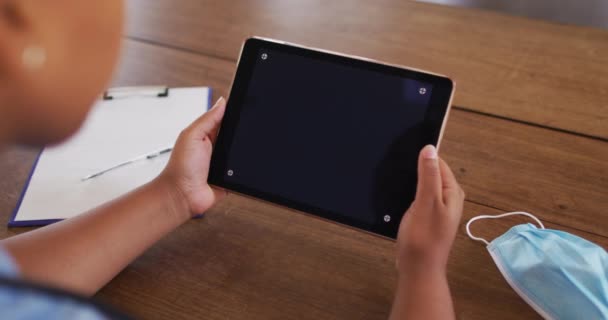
[422,145,437,159]
[212,96,225,109]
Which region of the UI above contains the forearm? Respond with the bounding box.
[1,176,189,296]
[389,266,455,320]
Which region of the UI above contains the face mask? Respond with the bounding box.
[466,211,608,320]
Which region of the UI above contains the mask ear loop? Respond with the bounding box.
[466,211,545,245]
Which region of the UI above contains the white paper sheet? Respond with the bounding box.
[13,87,211,223]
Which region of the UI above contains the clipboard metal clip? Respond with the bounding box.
[103,86,169,100]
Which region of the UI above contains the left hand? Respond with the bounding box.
[157,97,228,219]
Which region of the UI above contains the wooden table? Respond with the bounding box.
[1,1,607,319]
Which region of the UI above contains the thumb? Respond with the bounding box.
[415,144,442,204]
[187,97,226,142]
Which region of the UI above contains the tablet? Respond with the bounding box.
[209,37,454,238]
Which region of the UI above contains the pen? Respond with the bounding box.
[145,147,172,159]
[81,147,173,181]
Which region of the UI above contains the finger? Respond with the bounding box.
[439,158,463,205]
[186,97,226,142]
[415,144,442,204]
[206,97,227,144]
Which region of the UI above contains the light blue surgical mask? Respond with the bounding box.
[466,211,608,320]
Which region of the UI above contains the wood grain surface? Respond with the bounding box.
[93,193,608,320]
[125,0,608,139]
[0,1,607,319]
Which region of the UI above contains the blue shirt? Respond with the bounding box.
[0,248,111,320]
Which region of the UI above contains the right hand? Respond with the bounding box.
[396,145,465,275]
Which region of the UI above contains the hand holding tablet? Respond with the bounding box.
[209,37,455,238]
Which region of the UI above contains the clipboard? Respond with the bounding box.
[9,86,212,227]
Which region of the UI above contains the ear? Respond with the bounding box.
[0,1,42,142]
[0,1,123,146]
[0,2,31,84]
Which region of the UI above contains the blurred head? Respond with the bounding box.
[0,1,123,146]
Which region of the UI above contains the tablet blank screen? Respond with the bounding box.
[223,48,433,225]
